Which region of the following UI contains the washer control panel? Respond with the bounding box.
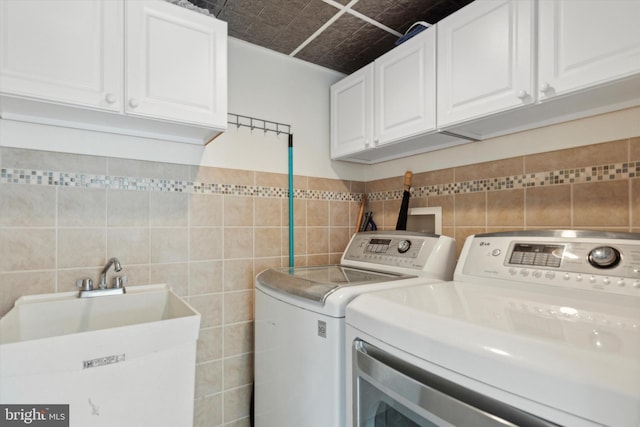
[363,238,414,256]
[342,232,453,273]
[459,231,640,296]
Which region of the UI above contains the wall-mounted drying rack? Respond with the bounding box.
[227,113,291,136]
[227,112,295,268]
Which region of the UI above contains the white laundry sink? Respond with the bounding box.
[0,284,201,427]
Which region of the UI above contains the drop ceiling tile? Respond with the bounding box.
[352,0,402,25]
[266,0,315,9]
[219,7,256,34]
[243,22,283,46]
[188,0,223,15]
[222,0,338,55]
[295,13,365,61]
[291,0,342,35]
[353,0,463,34]
[222,0,265,16]
[296,13,396,74]
[183,0,471,73]
[268,0,340,54]
[394,0,475,24]
[256,4,300,28]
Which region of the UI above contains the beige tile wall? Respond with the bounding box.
[1,135,638,426]
[0,147,360,427]
[367,136,640,256]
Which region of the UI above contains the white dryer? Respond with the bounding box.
[346,230,640,427]
[254,231,457,427]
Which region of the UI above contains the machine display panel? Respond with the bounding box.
[508,243,565,268]
[366,238,392,253]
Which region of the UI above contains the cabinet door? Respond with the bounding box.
[538,0,640,100]
[0,0,122,111]
[126,0,227,128]
[374,29,436,146]
[437,0,535,127]
[330,64,374,159]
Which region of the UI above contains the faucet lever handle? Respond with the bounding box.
[76,278,94,291]
[112,275,128,289]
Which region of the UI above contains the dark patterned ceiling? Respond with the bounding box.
[188,0,473,74]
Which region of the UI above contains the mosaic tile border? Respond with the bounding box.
[2,159,638,203]
[0,168,360,202]
[367,160,640,201]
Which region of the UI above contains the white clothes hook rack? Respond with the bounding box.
[225,112,295,266]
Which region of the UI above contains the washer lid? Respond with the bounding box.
[256,265,410,303]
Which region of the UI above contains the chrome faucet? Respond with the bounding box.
[99,257,122,289]
[76,257,126,298]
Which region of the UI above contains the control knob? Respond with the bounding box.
[588,246,621,269]
[398,240,411,253]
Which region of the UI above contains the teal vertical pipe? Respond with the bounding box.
[288,134,294,268]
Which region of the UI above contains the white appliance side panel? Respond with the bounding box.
[255,289,344,427]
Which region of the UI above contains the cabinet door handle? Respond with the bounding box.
[105,93,117,104]
[516,90,529,100]
[129,98,139,109]
[540,82,554,95]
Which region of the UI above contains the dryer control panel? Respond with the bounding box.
[458,230,640,296]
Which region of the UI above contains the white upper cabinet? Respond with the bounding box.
[126,0,227,127]
[0,0,227,144]
[437,0,535,129]
[538,0,640,100]
[374,29,436,146]
[434,0,640,141]
[0,0,123,112]
[331,29,469,163]
[330,64,373,159]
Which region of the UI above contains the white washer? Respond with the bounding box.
[254,231,457,427]
[346,230,640,427]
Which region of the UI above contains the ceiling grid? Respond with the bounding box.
[189,0,473,74]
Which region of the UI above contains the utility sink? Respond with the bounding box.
[0,284,201,427]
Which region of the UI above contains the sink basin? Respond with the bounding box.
[0,284,201,427]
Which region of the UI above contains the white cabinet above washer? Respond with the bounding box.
[537,0,640,101]
[374,28,437,147]
[0,0,227,144]
[330,64,374,160]
[331,29,469,164]
[436,0,535,130]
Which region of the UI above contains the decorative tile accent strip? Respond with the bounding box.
[366,160,640,201]
[2,159,637,202]
[0,168,361,202]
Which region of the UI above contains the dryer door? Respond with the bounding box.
[353,340,557,427]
